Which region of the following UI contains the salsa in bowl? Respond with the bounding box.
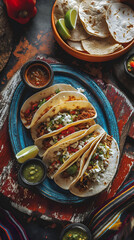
[20,60,54,91]
[19,158,47,187]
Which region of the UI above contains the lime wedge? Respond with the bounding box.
[64,9,77,30]
[56,18,71,40]
[16,145,39,163]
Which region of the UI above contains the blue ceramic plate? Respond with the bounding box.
[9,64,119,203]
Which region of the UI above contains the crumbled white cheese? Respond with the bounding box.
[47,127,53,133]
[78,145,83,150]
[62,114,72,125]
[79,140,85,147]
[57,151,61,156]
[77,87,85,93]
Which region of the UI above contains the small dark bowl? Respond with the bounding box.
[60,223,92,240]
[18,158,47,187]
[20,60,54,91]
[124,53,134,79]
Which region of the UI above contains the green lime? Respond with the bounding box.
[56,18,71,40]
[64,9,77,30]
[16,145,39,163]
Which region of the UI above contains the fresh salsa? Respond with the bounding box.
[36,108,95,138]
[126,55,134,75]
[22,88,60,126]
[62,227,88,240]
[76,135,113,192]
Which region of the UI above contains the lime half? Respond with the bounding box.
[56,18,71,40]
[16,145,39,163]
[64,9,77,30]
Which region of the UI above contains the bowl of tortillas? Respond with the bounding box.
[51,0,134,62]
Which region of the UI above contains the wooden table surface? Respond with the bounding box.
[0,0,134,239]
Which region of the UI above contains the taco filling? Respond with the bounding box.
[41,122,93,151]
[22,88,60,125]
[76,135,113,192]
[36,108,96,138]
[47,131,99,177]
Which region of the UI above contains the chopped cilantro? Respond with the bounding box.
[55,88,60,94]
[38,98,46,108]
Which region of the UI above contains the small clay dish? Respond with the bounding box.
[124,53,134,79]
[60,223,92,240]
[18,158,47,187]
[20,60,54,91]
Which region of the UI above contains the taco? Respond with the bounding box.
[35,119,95,157]
[53,129,103,190]
[31,101,97,140]
[69,134,120,197]
[43,124,105,179]
[20,84,76,129]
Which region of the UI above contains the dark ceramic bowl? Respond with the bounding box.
[18,158,47,187]
[20,60,54,91]
[124,53,134,79]
[60,223,92,240]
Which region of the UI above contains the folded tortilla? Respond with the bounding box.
[43,124,105,179]
[69,133,120,197]
[53,124,105,188]
[20,84,76,129]
[31,101,97,140]
[35,119,96,157]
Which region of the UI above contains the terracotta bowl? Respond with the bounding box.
[51,2,134,62]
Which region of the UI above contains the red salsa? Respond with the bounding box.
[25,63,50,87]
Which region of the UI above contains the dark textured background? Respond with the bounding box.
[0,0,133,239]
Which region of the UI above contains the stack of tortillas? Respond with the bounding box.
[0,6,13,72]
[54,0,134,55]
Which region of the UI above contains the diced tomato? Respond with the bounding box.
[35,82,40,86]
[67,146,78,153]
[25,108,31,116]
[31,103,38,111]
[68,126,75,134]
[130,61,134,68]
[60,129,68,136]
[70,110,76,115]
[51,160,60,166]
[57,124,63,129]
[95,155,99,160]
[84,141,87,145]
[88,166,92,170]
[46,96,51,101]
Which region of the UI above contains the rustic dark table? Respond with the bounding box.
[0,0,133,239]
